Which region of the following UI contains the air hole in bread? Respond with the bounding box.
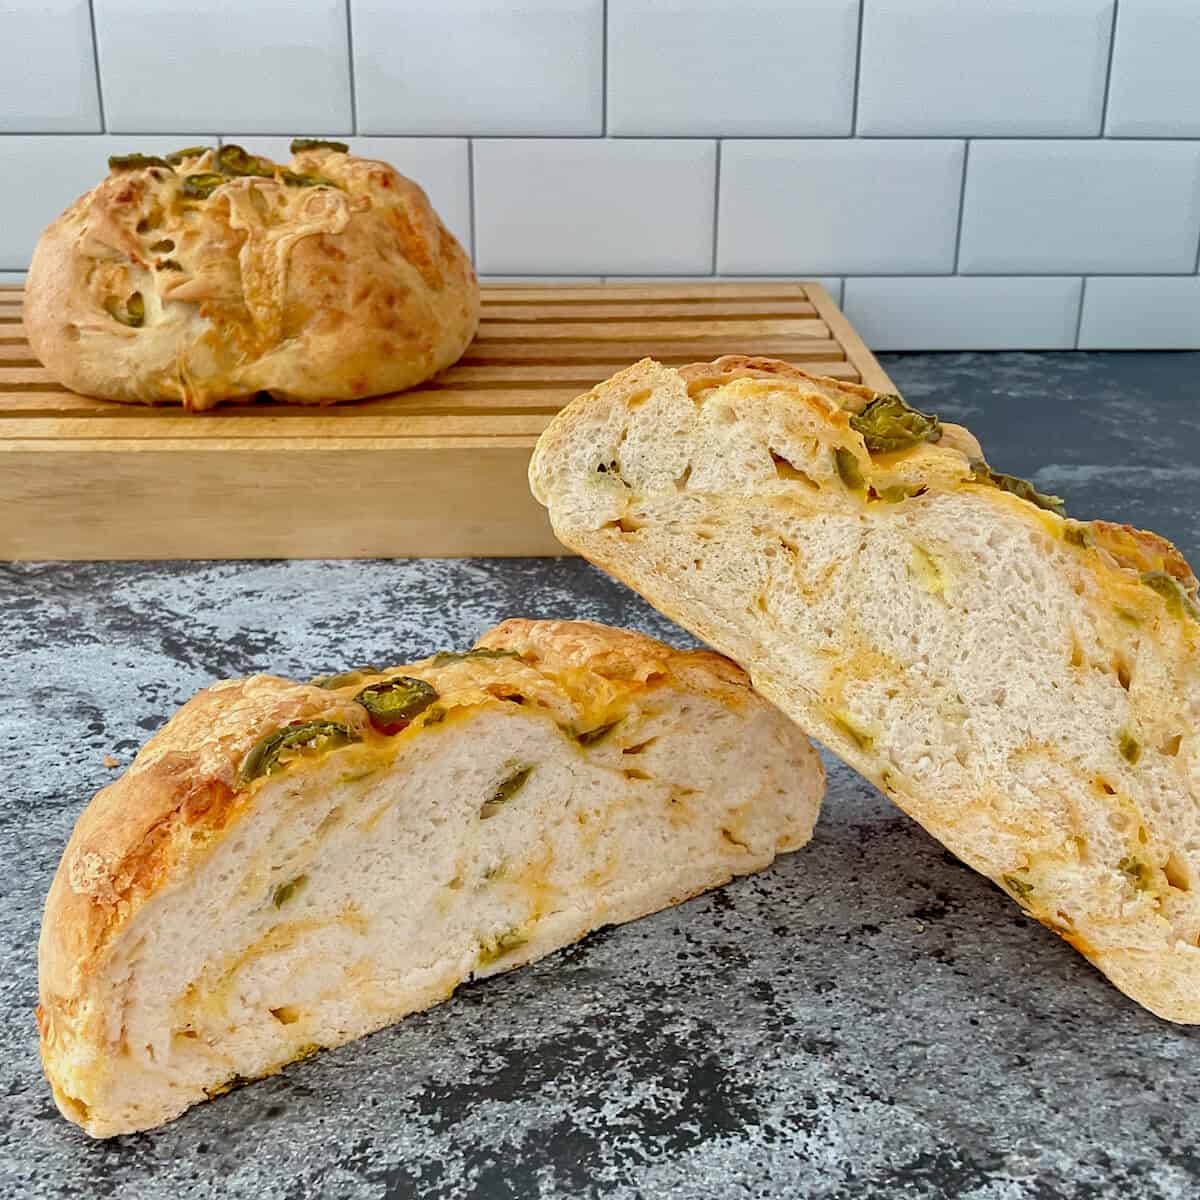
[674,464,692,490]
[624,768,652,781]
[270,1006,301,1025]
[602,516,643,535]
[770,451,820,490]
[721,828,751,851]
[1069,637,1084,669]
[1098,778,1118,798]
[1164,852,1191,892]
[694,528,714,541]
[622,737,657,755]
[176,1028,198,1040]
[1114,658,1132,690]
[626,389,652,410]
[1160,733,1183,757]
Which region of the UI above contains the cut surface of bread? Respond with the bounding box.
[38,619,823,1137]
[530,355,1200,1023]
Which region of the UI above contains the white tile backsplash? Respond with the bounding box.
[94,0,351,133]
[1078,276,1200,348]
[474,139,716,275]
[0,135,214,268]
[607,0,856,136]
[0,1,100,133]
[353,0,602,136]
[843,277,1083,350]
[220,136,472,252]
[857,0,1113,137]
[718,140,964,275]
[959,141,1200,274]
[4,1,1200,347]
[1106,0,1200,137]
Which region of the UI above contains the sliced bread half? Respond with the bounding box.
[530,355,1200,1023]
[39,617,824,1136]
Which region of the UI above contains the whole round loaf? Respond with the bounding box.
[24,142,479,410]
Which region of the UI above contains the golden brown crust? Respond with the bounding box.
[1088,521,1199,594]
[678,354,879,411]
[37,619,770,1079]
[24,145,479,410]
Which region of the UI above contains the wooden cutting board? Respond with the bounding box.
[0,281,895,559]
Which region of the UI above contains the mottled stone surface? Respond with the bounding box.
[2,352,1200,1199]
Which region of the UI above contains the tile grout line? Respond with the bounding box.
[467,139,478,266]
[710,141,722,274]
[850,0,865,134]
[1074,277,1089,348]
[86,0,107,132]
[1099,0,1120,135]
[8,132,1200,143]
[345,0,359,135]
[601,0,608,136]
[952,139,970,272]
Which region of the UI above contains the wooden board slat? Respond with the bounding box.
[474,318,831,342]
[0,280,894,559]
[477,283,814,302]
[480,299,819,320]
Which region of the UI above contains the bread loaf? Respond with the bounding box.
[24,141,478,409]
[530,355,1200,1023]
[38,618,823,1136]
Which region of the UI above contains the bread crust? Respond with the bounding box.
[38,619,821,1128]
[24,145,479,409]
[530,356,1200,1022]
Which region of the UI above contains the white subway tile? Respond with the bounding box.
[94,0,351,133]
[1078,277,1200,349]
[0,0,100,132]
[843,277,1082,350]
[1106,0,1200,136]
[474,140,716,275]
[858,0,1112,136]
[607,0,856,136]
[959,141,1200,274]
[220,137,472,252]
[0,135,214,269]
[718,140,964,275]
[353,0,602,136]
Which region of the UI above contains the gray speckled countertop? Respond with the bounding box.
[3,352,1200,1200]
